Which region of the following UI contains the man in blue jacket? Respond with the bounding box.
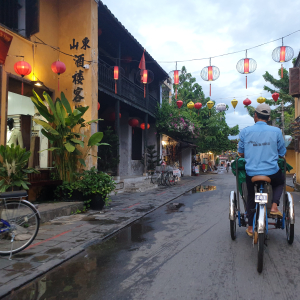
[238,104,286,237]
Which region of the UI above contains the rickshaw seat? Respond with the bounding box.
[251,175,271,183]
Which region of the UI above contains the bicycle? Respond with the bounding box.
[0,190,40,258]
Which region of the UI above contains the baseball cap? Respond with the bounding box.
[255,103,271,116]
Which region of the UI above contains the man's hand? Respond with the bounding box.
[238,152,244,158]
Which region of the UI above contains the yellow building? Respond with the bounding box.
[0,0,98,171]
[291,56,300,189]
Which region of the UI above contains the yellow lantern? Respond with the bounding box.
[231,99,238,113]
[257,96,266,104]
[187,101,195,109]
[187,101,194,116]
[207,100,214,116]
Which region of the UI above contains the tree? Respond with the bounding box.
[246,68,294,134]
[156,66,239,155]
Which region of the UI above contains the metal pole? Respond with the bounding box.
[144,113,148,174]
[115,42,121,177]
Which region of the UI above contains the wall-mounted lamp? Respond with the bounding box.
[162,141,167,146]
[31,80,43,87]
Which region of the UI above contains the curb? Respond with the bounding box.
[0,177,210,299]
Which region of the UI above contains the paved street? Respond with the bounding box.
[3,172,300,300]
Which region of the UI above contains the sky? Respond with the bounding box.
[101,0,300,133]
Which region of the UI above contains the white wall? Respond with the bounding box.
[8,92,35,116]
[182,148,192,176]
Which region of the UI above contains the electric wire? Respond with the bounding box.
[22,29,300,65]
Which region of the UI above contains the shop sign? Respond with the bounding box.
[219,156,228,160]
[173,169,181,177]
[0,30,13,65]
[70,37,90,108]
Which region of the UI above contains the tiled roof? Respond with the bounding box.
[98,1,169,80]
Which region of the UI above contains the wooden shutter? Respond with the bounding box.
[132,128,143,160]
[289,68,300,96]
[26,0,39,37]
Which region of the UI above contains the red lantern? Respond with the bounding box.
[51,60,66,92]
[194,102,202,115]
[111,66,124,94]
[200,58,220,96]
[98,102,100,110]
[109,112,121,122]
[272,92,279,102]
[14,61,32,95]
[176,100,183,109]
[128,118,139,134]
[243,98,251,106]
[137,50,154,98]
[236,51,257,89]
[140,123,150,130]
[272,39,294,78]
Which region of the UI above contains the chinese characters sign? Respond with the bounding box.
[0,30,13,65]
[70,37,90,107]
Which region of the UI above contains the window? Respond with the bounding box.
[0,0,39,37]
[132,127,142,160]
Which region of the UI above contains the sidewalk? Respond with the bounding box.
[0,175,211,298]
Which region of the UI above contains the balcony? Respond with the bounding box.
[98,60,158,116]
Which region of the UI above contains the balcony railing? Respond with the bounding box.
[98,60,158,115]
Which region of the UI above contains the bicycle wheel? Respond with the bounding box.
[0,200,40,255]
[257,233,264,273]
[151,173,158,184]
[285,202,294,245]
[168,172,175,186]
[164,172,171,186]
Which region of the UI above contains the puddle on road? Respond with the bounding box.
[166,203,185,214]
[4,218,154,300]
[184,185,217,195]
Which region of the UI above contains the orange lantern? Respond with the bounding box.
[140,123,150,130]
[51,60,66,91]
[111,66,124,94]
[128,118,139,134]
[236,50,257,89]
[200,58,220,96]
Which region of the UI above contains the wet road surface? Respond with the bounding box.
[4,173,300,300]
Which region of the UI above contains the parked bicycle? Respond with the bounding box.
[0,190,40,258]
[151,166,179,186]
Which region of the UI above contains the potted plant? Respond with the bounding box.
[54,180,85,201]
[79,167,116,210]
[0,144,39,192]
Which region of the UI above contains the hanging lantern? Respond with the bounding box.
[216,103,226,112]
[257,96,266,104]
[176,100,183,109]
[98,102,100,110]
[200,58,220,96]
[194,102,202,115]
[272,38,294,78]
[14,61,32,95]
[110,66,124,94]
[243,98,251,106]
[169,66,181,99]
[236,50,257,89]
[207,100,214,116]
[272,92,279,102]
[51,60,66,92]
[137,50,154,98]
[109,112,121,121]
[136,69,154,98]
[231,99,238,113]
[128,118,139,134]
[140,123,150,130]
[187,101,195,109]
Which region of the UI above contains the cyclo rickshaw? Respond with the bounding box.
[229,157,295,273]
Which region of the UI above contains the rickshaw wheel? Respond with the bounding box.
[230,219,236,240]
[285,200,294,245]
[257,233,264,273]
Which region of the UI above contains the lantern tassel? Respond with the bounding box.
[210,84,211,97]
[115,81,117,94]
[21,81,24,96]
[144,85,146,98]
[281,64,283,78]
[175,88,177,99]
[58,77,60,92]
[246,76,247,89]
